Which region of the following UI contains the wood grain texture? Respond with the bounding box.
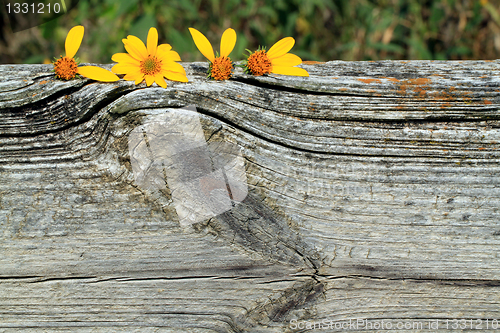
[1,60,500,332]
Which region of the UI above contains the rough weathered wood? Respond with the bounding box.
[1,60,500,332]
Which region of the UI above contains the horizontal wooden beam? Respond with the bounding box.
[1,60,499,331]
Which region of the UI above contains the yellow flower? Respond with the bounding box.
[189,28,236,80]
[245,37,309,77]
[111,28,188,88]
[53,25,119,82]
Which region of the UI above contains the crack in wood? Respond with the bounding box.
[1,61,500,332]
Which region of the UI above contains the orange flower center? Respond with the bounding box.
[210,56,233,80]
[247,50,272,76]
[53,56,78,80]
[140,56,162,76]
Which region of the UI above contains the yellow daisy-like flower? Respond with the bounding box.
[188,28,236,81]
[245,37,309,77]
[111,28,188,88]
[53,25,119,82]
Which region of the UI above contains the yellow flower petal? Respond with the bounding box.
[154,73,167,88]
[147,27,158,56]
[123,35,148,60]
[126,35,149,57]
[111,53,140,65]
[77,66,120,82]
[271,65,309,77]
[189,28,215,62]
[167,50,181,62]
[163,70,189,82]
[162,61,186,75]
[220,28,236,58]
[157,47,181,62]
[145,75,155,86]
[168,51,181,61]
[65,25,84,59]
[122,40,142,62]
[124,69,144,82]
[270,53,302,67]
[112,63,139,74]
[134,76,144,85]
[157,44,172,53]
[267,37,295,59]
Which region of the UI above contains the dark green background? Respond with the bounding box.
[1,0,499,64]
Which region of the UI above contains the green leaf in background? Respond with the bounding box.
[371,42,405,54]
[24,55,47,64]
[168,29,195,61]
[447,45,472,58]
[1,0,499,64]
[129,13,157,42]
[233,33,248,60]
[117,0,139,17]
[408,35,433,60]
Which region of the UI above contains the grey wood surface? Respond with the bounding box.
[1,60,500,332]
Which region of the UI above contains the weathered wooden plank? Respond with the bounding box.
[1,60,500,331]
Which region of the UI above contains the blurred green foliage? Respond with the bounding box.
[1,0,499,64]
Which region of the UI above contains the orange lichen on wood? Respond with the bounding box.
[409,78,431,85]
[396,77,432,96]
[411,84,427,95]
[358,78,382,84]
[302,61,325,65]
[383,77,400,82]
[484,100,492,105]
